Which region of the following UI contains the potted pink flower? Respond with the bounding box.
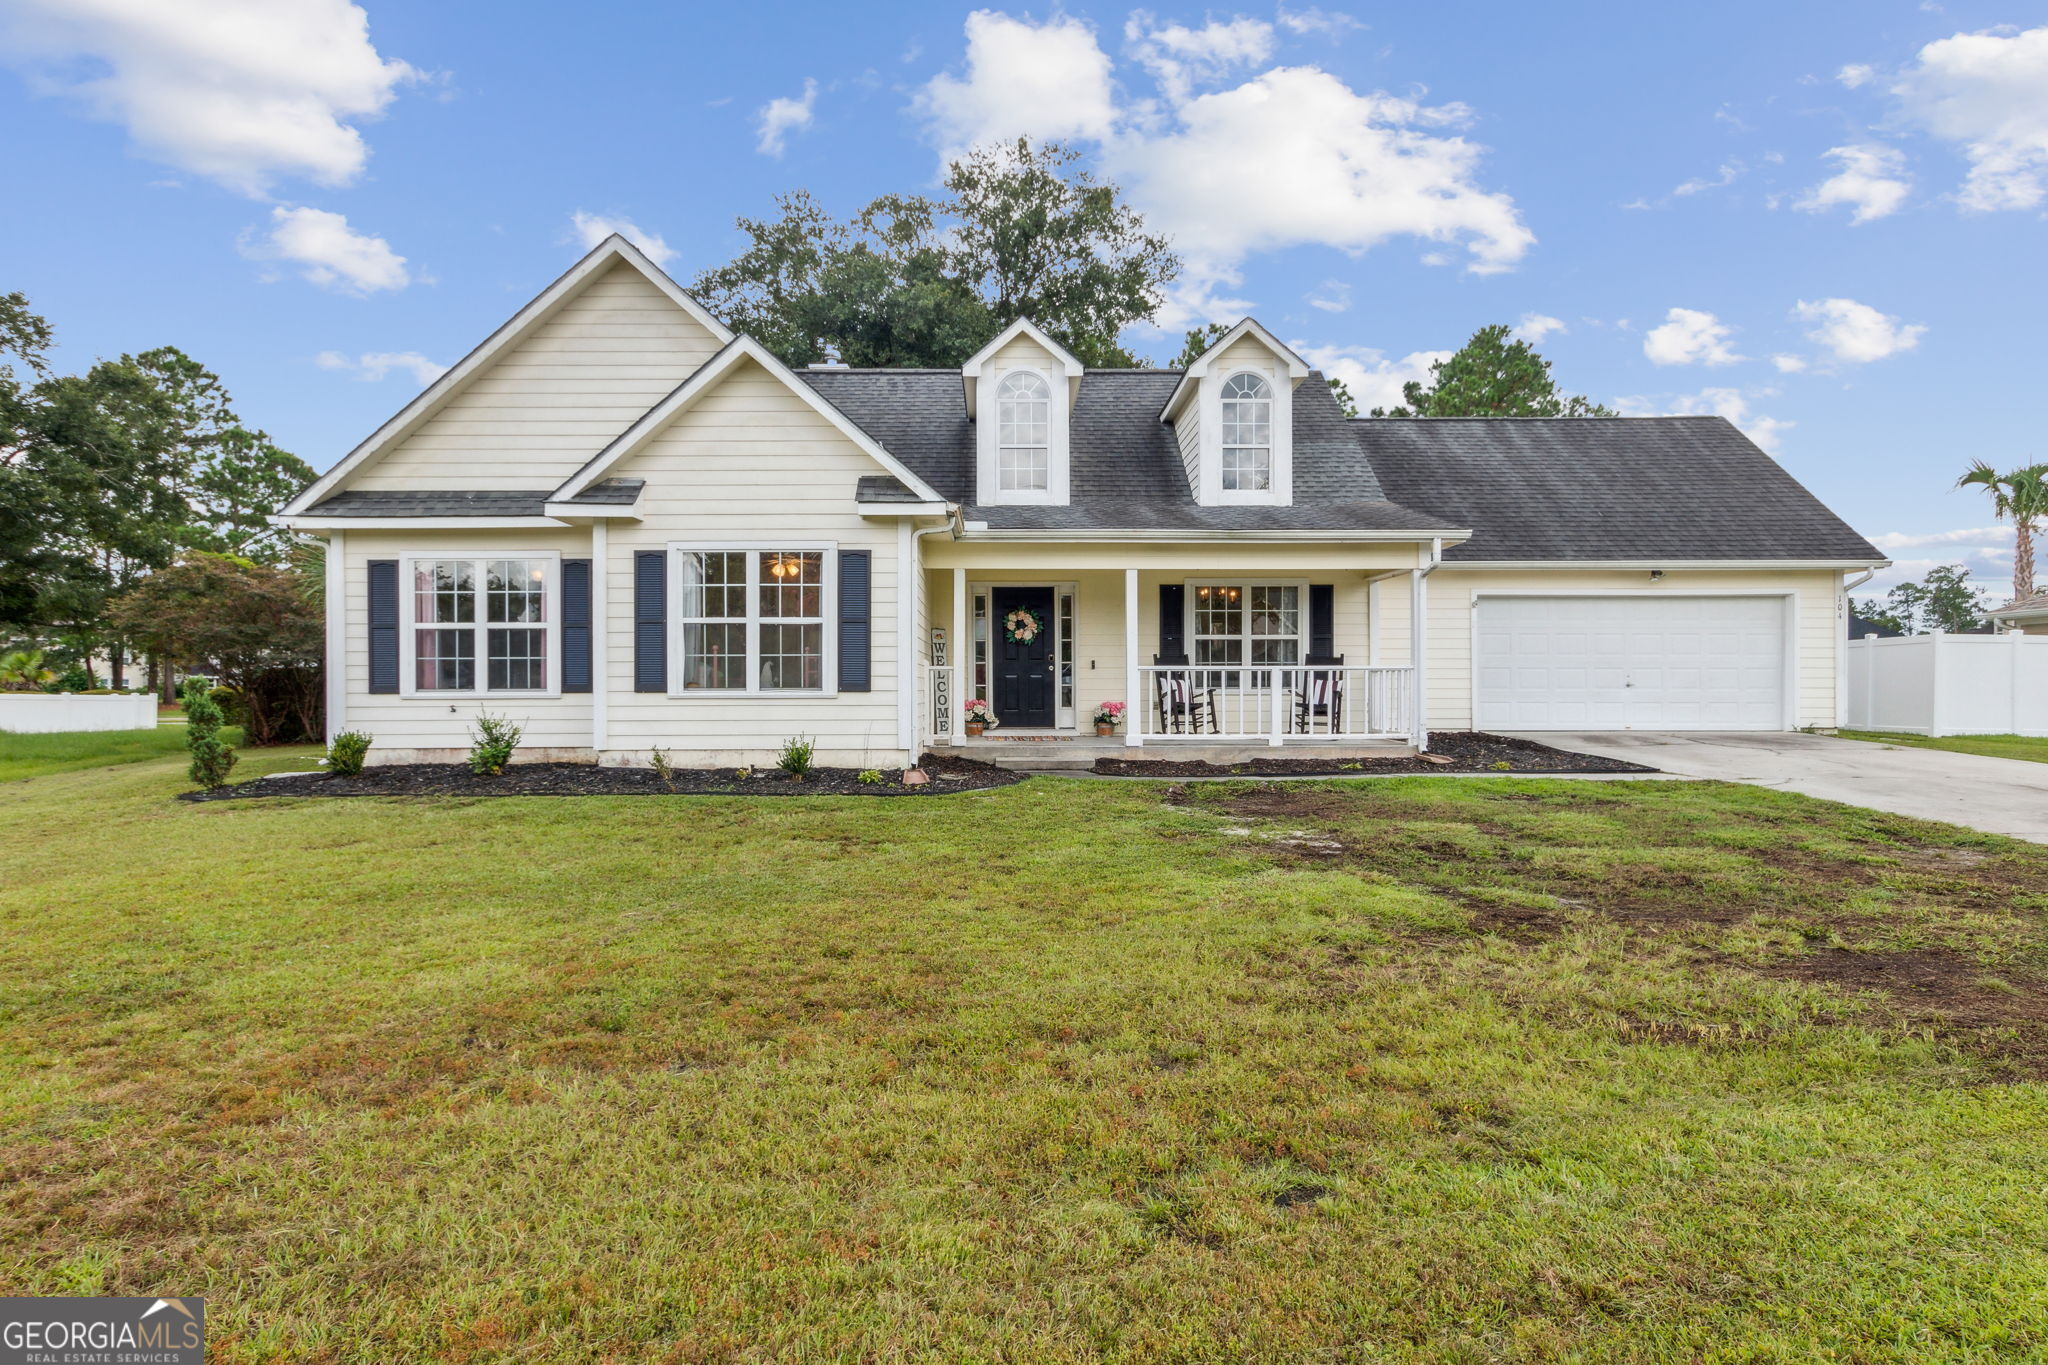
[962,698,997,737]
[1091,701,1126,736]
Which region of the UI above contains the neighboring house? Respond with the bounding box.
[275,236,1888,767]
[1848,612,1902,639]
[1991,591,2048,633]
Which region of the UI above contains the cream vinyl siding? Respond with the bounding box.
[988,334,1061,373]
[352,263,725,492]
[1404,567,1843,731]
[339,527,596,761]
[1173,404,1201,492]
[601,357,906,765]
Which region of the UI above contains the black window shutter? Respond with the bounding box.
[1308,584,1335,661]
[561,558,592,693]
[1157,583,1187,664]
[367,559,399,694]
[633,551,666,692]
[838,550,871,692]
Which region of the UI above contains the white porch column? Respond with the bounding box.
[324,530,345,744]
[951,566,968,747]
[1124,568,1141,747]
[1410,562,1429,752]
[896,521,916,756]
[591,521,608,760]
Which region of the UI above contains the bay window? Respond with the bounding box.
[675,546,835,693]
[406,555,556,694]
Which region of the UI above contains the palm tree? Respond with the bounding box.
[1957,461,2048,603]
[0,649,55,692]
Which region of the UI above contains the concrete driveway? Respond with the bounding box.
[1511,731,2048,843]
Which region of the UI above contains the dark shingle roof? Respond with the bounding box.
[856,475,924,503]
[1357,417,1883,561]
[802,368,1457,533]
[307,489,548,517]
[307,477,642,518]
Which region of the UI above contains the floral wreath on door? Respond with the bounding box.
[1003,608,1044,644]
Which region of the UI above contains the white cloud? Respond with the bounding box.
[1642,308,1741,366]
[1895,25,2048,211]
[1870,525,2008,551]
[1795,144,1912,223]
[755,77,818,157]
[245,205,407,293]
[315,349,447,385]
[914,11,1119,159]
[568,210,676,266]
[1613,387,1790,453]
[1513,312,1566,343]
[1673,160,1745,196]
[1125,14,1273,104]
[1793,296,1926,363]
[1771,353,1808,373]
[0,0,419,197]
[1276,7,1364,38]
[915,10,1533,319]
[1294,343,1449,413]
[1837,63,1877,88]
[1306,280,1351,313]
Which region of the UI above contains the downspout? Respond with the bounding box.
[1838,565,1878,729]
[1411,538,1443,752]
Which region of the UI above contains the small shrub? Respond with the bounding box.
[1491,760,1513,771]
[327,730,372,776]
[649,747,676,783]
[776,735,816,780]
[469,713,522,775]
[181,676,237,789]
[856,768,886,785]
[733,766,752,781]
[51,664,93,693]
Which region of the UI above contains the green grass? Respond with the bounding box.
[3,751,2048,1361]
[0,724,242,783]
[1838,729,2048,765]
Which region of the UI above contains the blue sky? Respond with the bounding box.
[3,1,2045,595]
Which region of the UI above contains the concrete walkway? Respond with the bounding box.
[1511,731,2048,843]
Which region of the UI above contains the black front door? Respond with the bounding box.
[990,586,1056,728]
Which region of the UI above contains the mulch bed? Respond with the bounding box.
[182,752,1023,801]
[1091,731,1657,778]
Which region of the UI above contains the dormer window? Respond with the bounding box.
[997,371,1051,492]
[1220,373,1273,491]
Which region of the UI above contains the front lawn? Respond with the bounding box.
[1838,729,2048,766]
[0,723,239,783]
[2,753,2046,1360]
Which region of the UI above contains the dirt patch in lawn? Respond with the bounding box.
[1758,948,2048,1078]
[182,755,1023,801]
[1094,731,1657,778]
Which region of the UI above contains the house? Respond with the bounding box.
[1991,591,2048,633]
[275,236,1887,767]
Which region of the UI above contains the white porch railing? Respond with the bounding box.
[1133,664,1414,745]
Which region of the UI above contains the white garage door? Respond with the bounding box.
[1475,595,1788,731]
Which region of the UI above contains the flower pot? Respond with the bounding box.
[965,721,986,737]
[1095,723,1115,736]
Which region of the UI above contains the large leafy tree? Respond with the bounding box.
[692,140,1180,368]
[0,294,312,681]
[1371,324,1614,418]
[1955,460,2048,603]
[1854,565,1991,636]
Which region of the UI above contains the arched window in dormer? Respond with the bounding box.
[996,371,1052,491]
[1220,373,1272,491]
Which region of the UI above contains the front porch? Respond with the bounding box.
[918,554,1434,753]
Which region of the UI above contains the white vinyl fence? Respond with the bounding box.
[1845,632,2048,737]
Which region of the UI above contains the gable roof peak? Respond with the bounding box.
[1160,317,1310,421]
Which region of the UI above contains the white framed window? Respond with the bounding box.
[996,371,1051,491]
[1219,373,1273,491]
[671,545,837,695]
[1190,581,1301,686]
[402,553,559,696]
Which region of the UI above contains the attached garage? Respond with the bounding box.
[1474,594,1790,731]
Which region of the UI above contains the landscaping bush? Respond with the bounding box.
[327,730,372,776]
[468,714,521,776]
[181,676,236,789]
[856,769,886,785]
[776,735,816,780]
